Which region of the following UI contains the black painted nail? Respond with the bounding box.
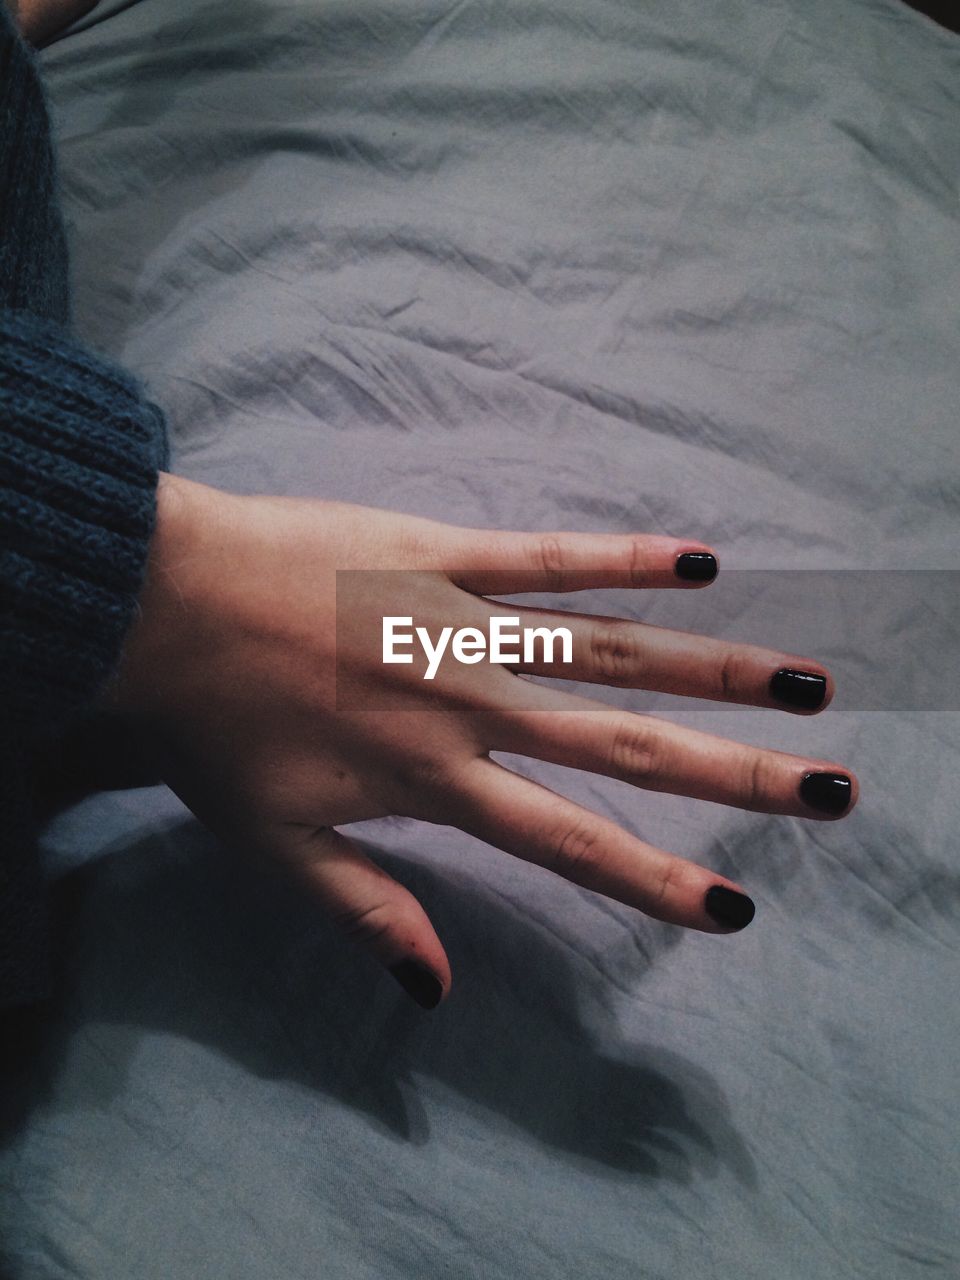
[675,552,718,582]
[770,668,827,711]
[704,885,756,930]
[799,772,852,815]
[389,960,443,1010]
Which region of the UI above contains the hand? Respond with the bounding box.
[100,473,858,1008]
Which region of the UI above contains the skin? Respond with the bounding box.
[10,0,99,46]
[91,473,859,1005]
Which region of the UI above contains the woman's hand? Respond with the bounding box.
[99,472,858,1008]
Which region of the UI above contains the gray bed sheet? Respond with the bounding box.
[2,0,959,1276]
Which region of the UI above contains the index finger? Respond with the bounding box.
[444,530,718,595]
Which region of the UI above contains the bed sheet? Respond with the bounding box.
[2,0,959,1276]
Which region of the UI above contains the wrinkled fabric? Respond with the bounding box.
[1,1,958,1277]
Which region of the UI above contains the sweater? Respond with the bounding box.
[1,4,170,1008]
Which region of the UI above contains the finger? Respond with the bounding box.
[444,529,718,594]
[488,679,858,820]
[453,757,757,933]
[271,826,451,1010]
[487,603,835,714]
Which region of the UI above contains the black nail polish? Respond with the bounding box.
[675,552,718,582]
[704,885,756,930]
[389,960,443,1009]
[799,772,852,815]
[770,668,827,710]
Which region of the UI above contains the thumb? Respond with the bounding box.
[274,826,451,1010]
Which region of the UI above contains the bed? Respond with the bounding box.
[2,0,958,1275]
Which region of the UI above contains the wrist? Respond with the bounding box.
[97,472,228,719]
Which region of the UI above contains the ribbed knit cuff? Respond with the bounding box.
[0,306,170,731]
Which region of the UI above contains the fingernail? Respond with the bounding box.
[770,668,827,710]
[389,960,443,1010]
[675,552,718,582]
[799,772,852,815]
[704,885,756,930]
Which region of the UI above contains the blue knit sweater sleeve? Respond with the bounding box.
[0,310,170,725]
[1,5,170,1007]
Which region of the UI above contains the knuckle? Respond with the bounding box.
[537,534,567,591]
[546,821,604,880]
[652,858,683,913]
[627,536,651,586]
[331,900,394,947]
[391,755,462,812]
[591,623,644,684]
[741,752,768,811]
[609,720,659,781]
[717,650,743,701]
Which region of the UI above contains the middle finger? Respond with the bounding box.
[485,602,834,714]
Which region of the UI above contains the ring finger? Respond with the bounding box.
[487,678,858,819]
